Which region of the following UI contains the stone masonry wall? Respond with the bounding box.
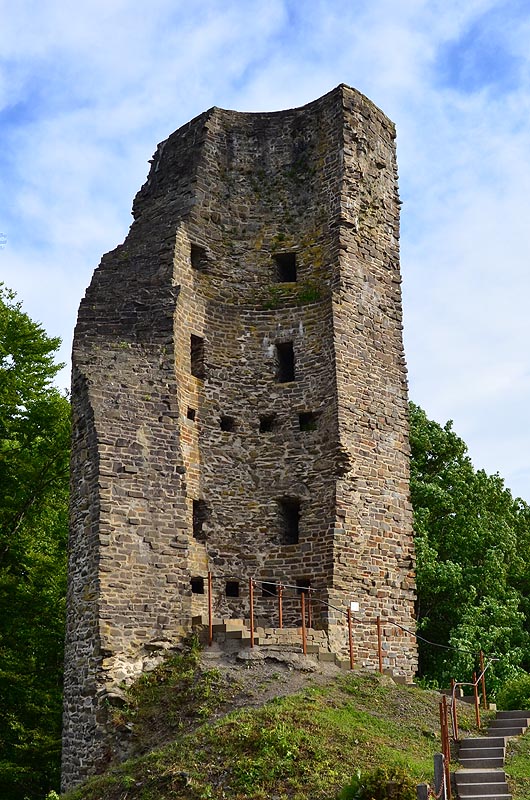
[63,85,417,791]
[327,89,417,674]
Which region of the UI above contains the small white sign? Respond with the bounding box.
[350,601,359,612]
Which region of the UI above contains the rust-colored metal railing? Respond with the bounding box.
[439,695,451,798]
[301,592,307,655]
[207,571,213,647]
[347,608,354,670]
[450,656,494,741]
[376,616,383,674]
[249,577,255,648]
[203,574,498,717]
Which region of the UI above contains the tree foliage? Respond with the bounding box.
[0,285,70,799]
[410,402,530,692]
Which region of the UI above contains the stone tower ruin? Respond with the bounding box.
[62,84,417,790]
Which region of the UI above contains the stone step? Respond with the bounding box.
[458,787,512,800]
[496,710,530,720]
[457,781,510,797]
[459,757,505,769]
[487,723,526,737]
[225,628,250,639]
[489,717,527,727]
[318,651,337,663]
[458,747,505,759]
[460,737,506,750]
[454,794,511,800]
[456,769,507,784]
[223,619,246,631]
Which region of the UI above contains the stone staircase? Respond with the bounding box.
[191,615,353,670]
[455,710,529,800]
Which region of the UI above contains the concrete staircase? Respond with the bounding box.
[455,710,529,800]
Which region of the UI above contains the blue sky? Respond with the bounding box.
[2,0,530,500]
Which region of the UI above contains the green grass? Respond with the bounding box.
[505,732,530,800]
[63,654,488,800]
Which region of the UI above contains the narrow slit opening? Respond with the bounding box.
[190,335,205,380]
[278,497,300,545]
[275,341,295,383]
[192,499,209,541]
[190,244,208,271]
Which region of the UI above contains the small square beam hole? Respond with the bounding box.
[259,414,277,433]
[220,416,236,432]
[296,578,311,595]
[298,411,319,431]
[191,576,205,594]
[225,581,240,597]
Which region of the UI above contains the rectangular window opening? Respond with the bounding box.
[191,576,204,594]
[225,581,240,598]
[298,411,319,431]
[278,496,300,545]
[259,414,277,433]
[262,582,277,598]
[274,252,297,282]
[190,335,205,380]
[296,578,311,595]
[187,407,196,421]
[220,415,236,432]
[192,499,209,542]
[275,341,295,383]
[190,244,208,271]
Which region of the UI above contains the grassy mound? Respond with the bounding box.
[62,644,491,800]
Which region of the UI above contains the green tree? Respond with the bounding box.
[409,402,530,692]
[0,285,70,799]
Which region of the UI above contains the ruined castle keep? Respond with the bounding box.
[63,84,417,789]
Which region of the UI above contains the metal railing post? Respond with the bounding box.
[451,688,459,742]
[377,616,383,673]
[473,671,480,728]
[480,651,487,709]
[442,695,451,764]
[207,571,213,647]
[348,607,354,670]
[301,592,307,655]
[249,577,255,648]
